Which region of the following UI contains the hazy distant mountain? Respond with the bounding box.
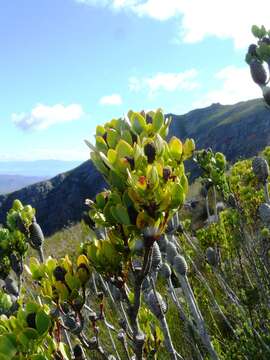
[0,174,46,194]
[1,98,270,236]
[0,160,82,177]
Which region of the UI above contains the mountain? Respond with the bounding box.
[1,98,270,236]
[0,175,46,194]
[0,160,82,177]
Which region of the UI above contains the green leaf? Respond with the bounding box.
[96,125,105,136]
[91,152,109,176]
[171,183,185,209]
[251,24,262,38]
[31,355,48,360]
[107,149,117,164]
[115,140,133,158]
[64,273,81,292]
[96,136,108,154]
[153,109,164,132]
[111,204,131,225]
[96,193,107,209]
[130,112,146,134]
[122,130,133,145]
[169,137,183,161]
[0,334,17,358]
[107,128,119,149]
[26,302,39,315]
[183,138,195,159]
[35,310,51,335]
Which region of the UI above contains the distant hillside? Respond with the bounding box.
[0,162,105,236]
[168,98,270,162]
[0,160,82,177]
[0,174,46,194]
[1,98,270,236]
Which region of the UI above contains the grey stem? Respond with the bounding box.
[37,246,44,263]
[167,279,204,360]
[177,275,219,360]
[185,253,237,338]
[92,272,98,295]
[120,301,133,335]
[104,314,121,360]
[150,277,183,360]
[205,194,211,221]
[63,328,74,358]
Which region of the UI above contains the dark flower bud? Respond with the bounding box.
[127,205,138,224]
[102,132,108,143]
[73,344,84,359]
[26,312,36,328]
[144,142,156,164]
[53,266,67,282]
[146,113,153,124]
[163,167,171,181]
[125,156,135,170]
[131,133,138,144]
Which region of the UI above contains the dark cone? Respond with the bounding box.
[252,156,269,183]
[151,242,162,272]
[248,44,258,57]
[259,203,270,225]
[146,290,167,319]
[144,142,156,164]
[29,221,44,249]
[250,59,267,86]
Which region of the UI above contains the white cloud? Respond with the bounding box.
[12,103,84,131]
[99,94,123,105]
[129,69,199,95]
[76,0,270,48]
[193,66,261,109]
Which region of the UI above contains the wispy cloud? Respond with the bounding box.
[193,66,260,109]
[129,69,199,96]
[12,103,84,131]
[99,94,123,105]
[75,0,269,48]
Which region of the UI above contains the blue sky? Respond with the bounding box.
[0,0,266,161]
